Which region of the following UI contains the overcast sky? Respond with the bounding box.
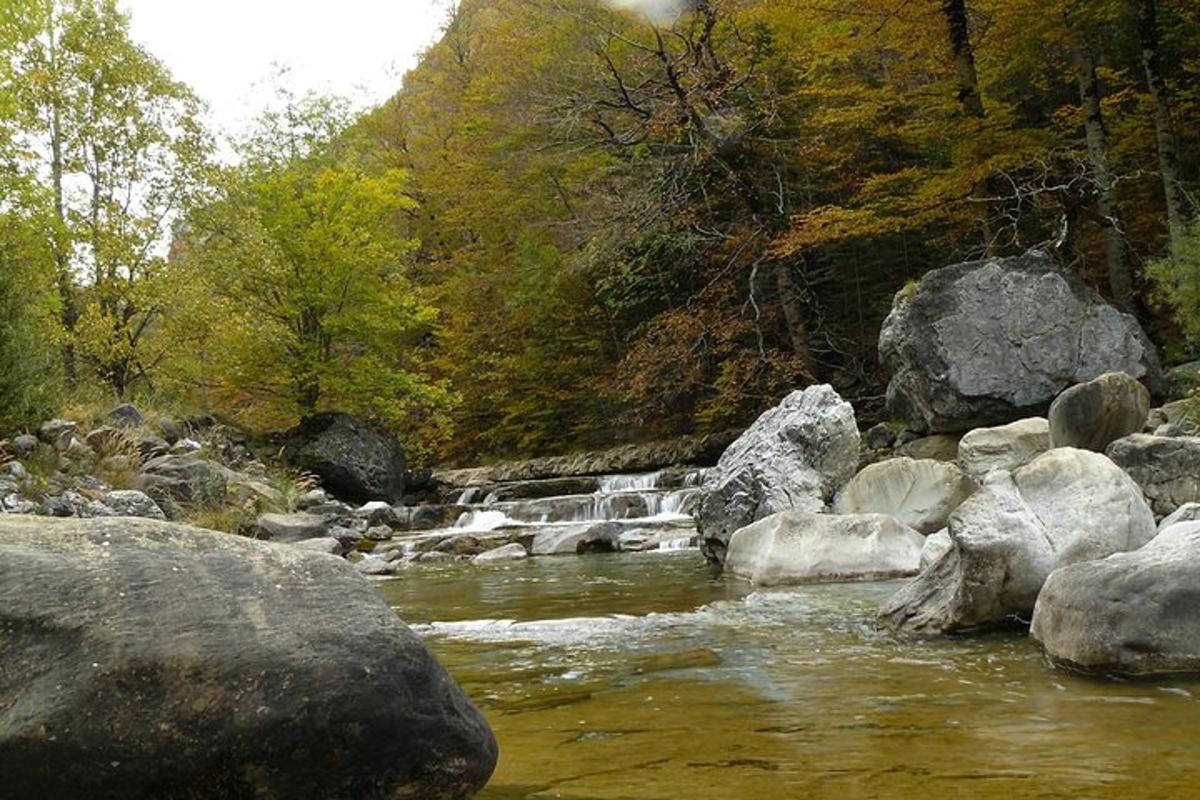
[121,1,451,138]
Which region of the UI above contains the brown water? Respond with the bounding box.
[375,551,1200,800]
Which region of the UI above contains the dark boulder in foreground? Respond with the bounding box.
[880,251,1163,433]
[0,516,497,800]
[284,412,407,503]
[1032,520,1200,676]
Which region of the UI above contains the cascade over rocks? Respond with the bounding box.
[878,448,1156,634]
[832,457,976,534]
[1105,434,1200,517]
[283,412,407,504]
[724,511,925,586]
[1032,521,1200,676]
[696,385,860,564]
[1048,372,1150,452]
[0,516,498,800]
[879,252,1163,433]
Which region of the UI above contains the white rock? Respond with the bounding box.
[724,511,924,586]
[472,543,529,564]
[956,417,1050,479]
[697,385,860,563]
[880,448,1157,633]
[832,457,976,534]
[919,529,952,570]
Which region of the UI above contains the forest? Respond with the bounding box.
[2,0,1198,465]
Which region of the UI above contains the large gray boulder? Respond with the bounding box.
[1106,434,1200,517]
[956,417,1049,479]
[252,512,330,543]
[0,516,497,799]
[1048,372,1150,452]
[284,413,406,504]
[832,457,976,534]
[879,252,1163,433]
[724,511,924,586]
[697,385,859,563]
[138,455,230,507]
[1032,521,1200,676]
[879,448,1156,633]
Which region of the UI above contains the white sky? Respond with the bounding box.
[121,0,451,139]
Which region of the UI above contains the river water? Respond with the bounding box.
[376,550,1200,800]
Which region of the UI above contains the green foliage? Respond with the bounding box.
[171,88,452,452]
[1148,217,1200,347]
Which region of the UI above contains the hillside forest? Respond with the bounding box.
[1,0,1198,465]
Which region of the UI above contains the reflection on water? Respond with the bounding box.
[375,552,1200,800]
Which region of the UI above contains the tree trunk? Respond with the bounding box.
[774,260,813,370]
[47,12,77,384]
[1138,0,1186,255]
[1067,16,1134,308]
[943,0,985,119]
[940,0,999,254]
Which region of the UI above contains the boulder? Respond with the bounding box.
[862,423,897,452]
[956,417,1050,479]
[896,433,961,462]
[697,385,860,563]
[37,419,77,444]
[1105,434,1200,517]
[530,521,622,555]
[1165,360,1200,401]
[879,448,1156,633]
[106,402,144,429]
[252,512,330,543]
[10,434,38,455]
[920,529,952,570]
[100,490,165,521]
[392,504,470,531]
[1145,399,1199,437]
[724,511,925,586]
[283,413,406,504]
[0,516,497,799]
[473,543,529,564]
[1,461,28,482]
[1048,372,1150,452]
[1031,521,1200,676]
[289,537,343,555]
[139,455,230,506]
[879,251,1163,433]
[832,457,976,534]
[1158,502,1200,532]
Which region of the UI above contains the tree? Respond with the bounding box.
[1138,0,1187,255]
[176,89,452,446]
[0,0,62,429]
[10,0,211,396]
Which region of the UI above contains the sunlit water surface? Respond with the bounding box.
[375,552,1200,800]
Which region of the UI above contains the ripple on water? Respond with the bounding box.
[376,552,1200,800]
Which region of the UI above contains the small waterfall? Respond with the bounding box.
[658,534,697,551]
[598,471,664,493]
[444,466,704,551]
[454,509,514,531]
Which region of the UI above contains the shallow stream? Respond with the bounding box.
[376,551,1200,800]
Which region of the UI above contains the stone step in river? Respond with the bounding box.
[436,468,708,554]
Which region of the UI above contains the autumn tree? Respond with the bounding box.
[176,89,452,447]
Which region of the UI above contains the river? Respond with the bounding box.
[375,550,1200,800]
